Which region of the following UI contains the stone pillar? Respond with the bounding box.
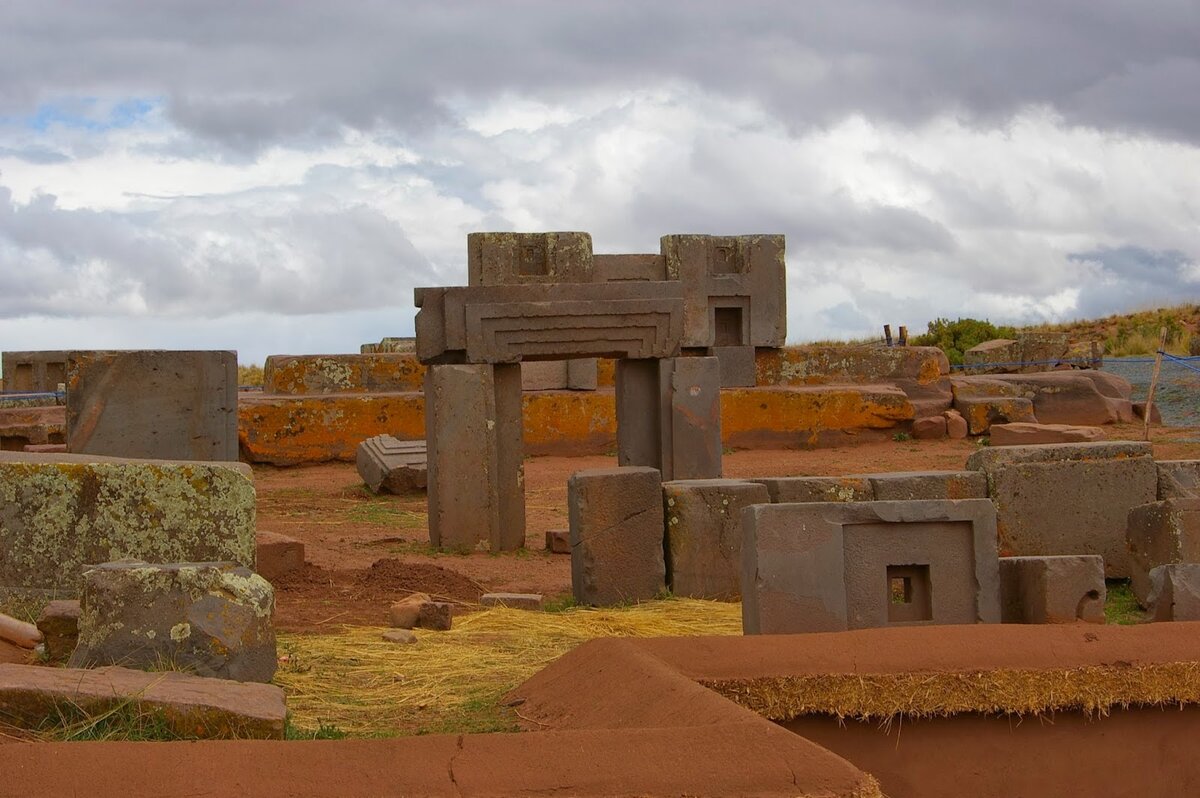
[615,356,722,482]
[425,363,525,552]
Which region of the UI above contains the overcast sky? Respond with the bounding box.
[1,1,1198,365]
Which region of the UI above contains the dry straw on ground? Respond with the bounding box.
[276,599,742,737]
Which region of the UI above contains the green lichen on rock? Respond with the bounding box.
[0,461,255,595]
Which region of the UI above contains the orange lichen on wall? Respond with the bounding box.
[262,355,426,395]
[522,392,617,455]
[721,385,914,448]
[755,346,949,387]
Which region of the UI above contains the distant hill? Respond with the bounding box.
[1027,304,1200,357]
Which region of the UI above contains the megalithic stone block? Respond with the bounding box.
[569,467,664,606]
[660,234,786,348]
[998,555,1106,624]
[1126,498,1200,604]
[1,351,72,393]
[615,357,722,482]
[67,350,238,461]
[467,232,594,286]
[663,479,770,600]
[414,283,685,365]
[424,364,525,552]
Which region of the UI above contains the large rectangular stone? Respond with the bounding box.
[0,452,255,595]
[424,364,524,552]
[755,345,949,387]
[751,475,874,504]
[467,232,594,286]
[998,555,1106,624]
[865,471,988,501]
[1126,498,1200,604]
[663,479,769,600]
[262,354,425,394]
[1,351,71,393]
[67,350,238,461]
[593,253,667,282]
[0,663,285,739]
[742,499,1001,634]
[569,467,664,606]
[1157,460,1200,499]
[968,442,1157,577]
[414,282,685,364]
[660,234,786,348]
[356,435,427,494]
[1147,564,1200,621]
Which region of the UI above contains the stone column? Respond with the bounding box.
[424,363,525,552]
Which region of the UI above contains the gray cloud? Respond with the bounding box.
[1068,245,1200,318]
[3,1,1198,152]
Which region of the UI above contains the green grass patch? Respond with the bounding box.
[1104,579,1145,625]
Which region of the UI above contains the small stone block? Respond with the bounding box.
[954,396,1037,435]
[545,529,570,554]
[416,601,453,631]
[710,346,757,388]
[381,629,417,644]
[255,531,306,582]
[481,593,544,611]
[389,592,431,629]
[356,434,428,494]
[912,416,947,439]
[663,479,770,600]
[990,422,1105,446]
[999,555,1106,624]
[35,600,81,663]
[1148,564,1200,621]
[944,409,968,439]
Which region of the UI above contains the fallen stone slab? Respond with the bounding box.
[962,338,1020,374]
[989,422,1106,446]
[255,531,305,582]
[356,434,427,494]
[0,663,285,738]
[999,555,1106,624]
[481,593,544,611]
[70,561,277,683]
[968,441,1157,577]
[36,600,80,663]
[953,396,1037,434]
[1147,564,1200,621]
[1126,498,1200,604]
[0,452,256,595]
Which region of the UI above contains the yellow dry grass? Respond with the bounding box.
[275,598,741,737]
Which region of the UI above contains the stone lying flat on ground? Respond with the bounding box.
[663,479,770,600]
[751,475,873,503]
[1157,461,1200,499]
[0,663,285,739]
[912,415,947,439]
[865,471,987,501]
[1147,564,1200,621]
[953,396,1037,434]
[968,441,1157,577]
[0,452,256,595]
[21,443,66,454]
[69,561,277,684]
[1126,498,1200,604]
[999,555,1106,624]
[389,592,431,629]
[66,350,238,461]
[417,601,453,631]
[481,593,544,611]
[356,435,428,494]
[255,531,305,582]
[569,467,665,607]
[381,629,417,644]
[36,600,80,663]
[545,529,570,554]
[989,422,1106,446]
[953,371,1133,426]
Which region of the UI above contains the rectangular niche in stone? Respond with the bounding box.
[742,499,1001,635]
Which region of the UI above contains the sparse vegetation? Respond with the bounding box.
[238,364,264,387]
[1104,580,1145,625]
[1029,304,1200,358]
[910,318,1019,365]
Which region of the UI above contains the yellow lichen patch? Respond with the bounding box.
[721,386,913,447]
[263,355,426,395]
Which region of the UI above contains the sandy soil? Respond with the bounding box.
[259,423,1200,632]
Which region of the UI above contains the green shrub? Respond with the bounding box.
[911,318,1018,365]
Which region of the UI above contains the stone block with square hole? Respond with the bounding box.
[569,467,665,607]
[663,479,770,600]
[999,555,1106,624]
[741,499,1001,634]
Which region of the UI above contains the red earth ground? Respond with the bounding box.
[262,423,1200,632]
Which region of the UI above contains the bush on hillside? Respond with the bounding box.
[911,318,1018,365]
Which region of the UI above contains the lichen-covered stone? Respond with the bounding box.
[0,453,255,595]
[69,561,276,683]
[36,600,80,663]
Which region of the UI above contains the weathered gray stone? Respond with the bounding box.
[360,337,415,354]
[968,442,1157,577]
[663,479,769,600]
[751,476,873,504]
[1157,461,1200,499]
[865,471,988,501]
[69,561,276,683]
[1,351,71,393]
[569,467,665,607]
[414,283,685,365]
[67,350,238,461]
[660,234,786,348]
[593,253,667,282]
[480,593,544,610]
[255,531,305,582]
[962,339,1020,374]
[356,435,428,494]
[519,359,598,391]
[262,353,423,394]
[999,555,1106,624]
[1017,331,1070,372]
[467,232,594,286]
[35,600,80,663]
[417,601,453,631]
[0,663,285,738]
[709,345,757,388]
[742,500,1000,634]
[566,357,599,390]
[0,452,256,595]
[424,364,524,552]
[1147,564,1200,621]
[990,422,1106,446]
[1127,498,1200,604]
